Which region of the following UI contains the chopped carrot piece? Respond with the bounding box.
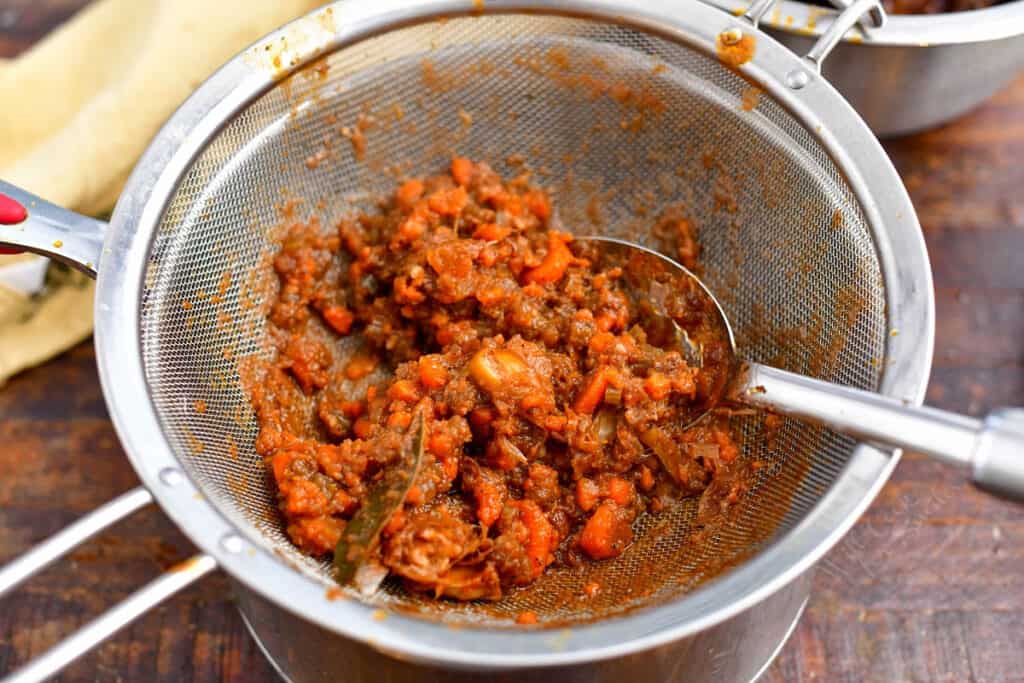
[545,414,567,432]
[345,354,378,380]
[476,286,506,306]
[522,190,551,221]
[522,233,573,285]
[396,179,424,210]
[270,450,300,482]
[477,245,498,267]
[519,393,546,410]
[521,282,545,297]
[472,222,511,241]
[428,432,453,458]
[393,275,426,304]
[332,489,357,517]
[643,372,672,401]
[595,312,616,332]
[514,500,556,578]
[322,306,354,335]
[386,411,412,429]
[606,477,635,506]
[290,517,342,555]
[502,194,525,217]
[588,331,616,353]
[353,417,374,439]
[405,484,423,506]
[340,400,364,418]
[451,157,473,186]
[396,212,428,243]
[282,479,328,516]
[474,478,504,527]
[387,380,420,403]
[470,406,495,428]
[638,466,655,492]
[435,325,456,345]
[480,186,507,207]
[573,367,612,415]
[428,186,468,216]
[516,611,538,625]
[579,502,633,560]
[418,356,448,389]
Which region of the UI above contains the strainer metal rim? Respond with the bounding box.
[96,0,934,669]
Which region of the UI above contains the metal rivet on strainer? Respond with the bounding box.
[158,467,184,487]
[786,69,811,89]
[220,534,245,554]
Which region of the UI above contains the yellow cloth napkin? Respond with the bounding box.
[0,0,323,385]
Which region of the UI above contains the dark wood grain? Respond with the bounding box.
[0,0,88,57]
[2,3,1022,681]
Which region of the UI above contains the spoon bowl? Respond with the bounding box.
[577,235,1024,501]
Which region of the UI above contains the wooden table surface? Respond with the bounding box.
[2,3,1022,681]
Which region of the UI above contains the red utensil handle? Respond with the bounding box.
[0,192,28,253]
[0,192,28,225]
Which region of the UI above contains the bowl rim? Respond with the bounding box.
[706,0,1024,45]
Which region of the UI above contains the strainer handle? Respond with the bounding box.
[736,363,1024,501]
[3,555,217,683]
[0,487,219,683]
[0,181,105,277]
[0,488,154,599]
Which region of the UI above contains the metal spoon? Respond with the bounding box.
[579,236,1024,501]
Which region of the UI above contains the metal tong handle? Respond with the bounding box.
[0,487,218,683]
[736,363,1024,501]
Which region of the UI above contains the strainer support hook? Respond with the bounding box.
[744,0,885,72]
[805,0,886,71]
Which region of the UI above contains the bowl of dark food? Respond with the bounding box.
[3,1,1024,682]
[706,0,1024,136]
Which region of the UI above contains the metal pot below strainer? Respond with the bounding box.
[0,0,945,681]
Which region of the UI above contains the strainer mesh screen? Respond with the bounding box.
[140,14,885,625]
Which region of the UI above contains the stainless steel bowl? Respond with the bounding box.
[707,0,1024,136]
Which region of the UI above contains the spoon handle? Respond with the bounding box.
[733,362,1024,501]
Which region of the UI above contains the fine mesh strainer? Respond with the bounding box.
[0,0,1008,680]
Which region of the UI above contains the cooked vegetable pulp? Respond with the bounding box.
[249,159,746,601]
